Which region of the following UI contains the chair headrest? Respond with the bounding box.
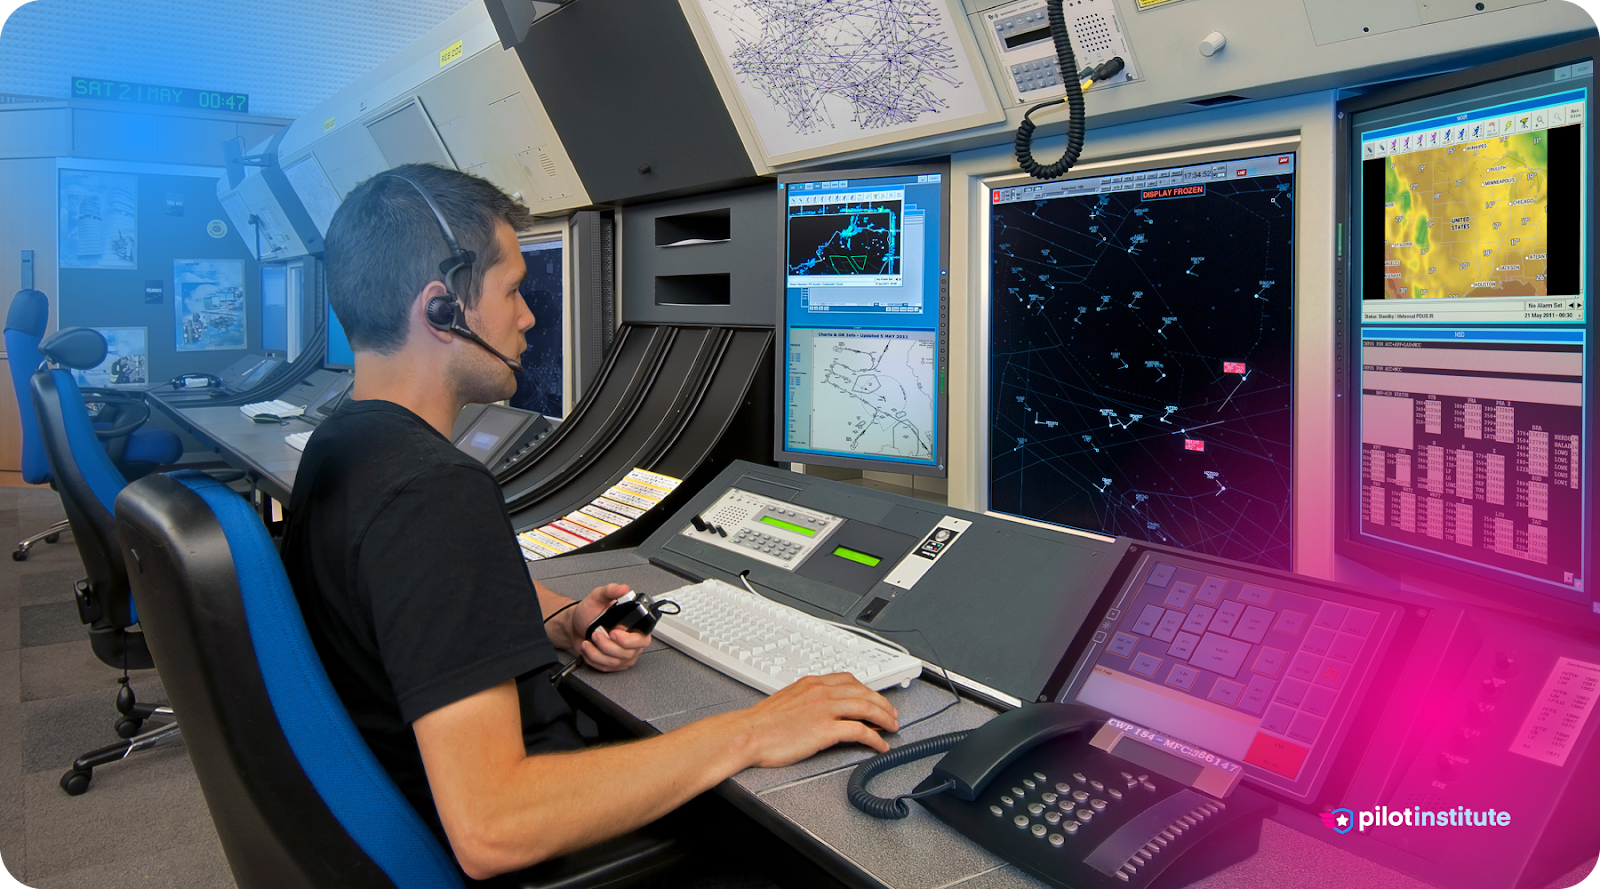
[5,289,48,337]
[38,327,107,370]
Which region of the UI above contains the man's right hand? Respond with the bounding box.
[721,673,901,768]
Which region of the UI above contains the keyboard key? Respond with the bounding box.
[1163,583,1194,610]
[1208,601,1245,636]
[1147,564,1177,587]
[1232,605,1276,644]
[1288,652,1323,683]
[1237,585,1274,605]
[1152,610,1185,643]
[1300,625,1335,657]
[1190,632,1250,678]
[1327,632,1363,663]
[1287,711,1325,745]
[1166,665,1199,690]
[1209,677,1244,706]
[1341,607,1379,637]
[1273,610,1308,635]
[1252,646,1287,678]
[1313,662,1347,691]
[1312,601,1349,631]
[1181,604,1215,636]
[1107,632,1138,657]
[1195,576,1227,604]
[1273,678,1309,708]
[1167,631,1200,660]
[1132,605,1166,637]
[1240,675,1275,715]
[1301,683,1338,718]
[1131,653,1163,677]
[1261,704,1295,735]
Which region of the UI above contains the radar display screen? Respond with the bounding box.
[779,167,949,475]
[511,238,564,418]
[989,152,1296,569]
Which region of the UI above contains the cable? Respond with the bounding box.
[846,730,968,819]
[1013,0,1124,181]
[544,600,579,625]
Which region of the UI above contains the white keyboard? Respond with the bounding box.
[241,399,304,419]
[652,579,922,695]
[284,431,311,451]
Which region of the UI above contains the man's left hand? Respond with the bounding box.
[566,583,651,672]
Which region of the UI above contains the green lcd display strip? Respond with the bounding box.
[760,516,816,536]
[832,546,881,567]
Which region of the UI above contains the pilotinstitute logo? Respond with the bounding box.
[1320,805,1512,833]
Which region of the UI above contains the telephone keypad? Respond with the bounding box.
[1045,811,1063,824]
[1031,824,1048,838]
[1000,795,1016,807]
[1014,815,1031,829]
[990,805,1005,817]
[1028,803,1045,816]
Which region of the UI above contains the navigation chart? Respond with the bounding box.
[695,0,993,160]
[989,155,1296,569]
[1383,131,1551,299]
[808,330,935,459]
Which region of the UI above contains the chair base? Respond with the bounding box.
[13,518,69,561]
[60,711,179,796]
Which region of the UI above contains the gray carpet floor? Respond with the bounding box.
[0,485,235,889]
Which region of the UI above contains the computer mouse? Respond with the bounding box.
[250,414,285,424]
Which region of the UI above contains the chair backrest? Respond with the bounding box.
[5,288,52,484]
[115,471,465,889]
[30,327,144,641]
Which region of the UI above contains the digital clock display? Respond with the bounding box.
[72,77,249,114]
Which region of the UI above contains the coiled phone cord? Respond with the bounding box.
[846,731,968,819]
[1013,0,1085,180]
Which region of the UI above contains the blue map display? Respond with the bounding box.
[989,163,1296,569]
[788,200,901,277]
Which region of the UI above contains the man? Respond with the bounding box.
[281,164,899,884]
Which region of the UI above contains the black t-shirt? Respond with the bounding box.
[281,399,584,854]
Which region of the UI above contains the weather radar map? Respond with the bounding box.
[989,154,1297,569]
[1384,131,1550,299]
[695,0,993,159]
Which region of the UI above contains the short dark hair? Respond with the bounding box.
[323,163,534,354]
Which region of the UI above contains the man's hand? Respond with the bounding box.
[716,673,901,768]
[562,583,651,672]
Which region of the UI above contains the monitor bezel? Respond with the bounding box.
[1333,36,1599,629]
[772,160,952,478]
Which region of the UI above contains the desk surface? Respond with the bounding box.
[147,393,307,502]
[535,550,1597,889]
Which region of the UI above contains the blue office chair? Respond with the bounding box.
[30,327,182,794]
[115,470,685,889]
[5,287,182,559]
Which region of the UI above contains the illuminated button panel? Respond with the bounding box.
[679,488,843,571]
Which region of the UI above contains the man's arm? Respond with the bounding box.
[415,673,899,880]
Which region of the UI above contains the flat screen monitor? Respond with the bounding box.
[326,300,355,371]
[1338,38,1596,626]
[987,148,1298,570]
[775,163,950,477]
[512,236,564,418]
[260,265,288,354]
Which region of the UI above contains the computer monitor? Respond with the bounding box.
[326,299,355,371]
[774,162,950,477]
[1337,38,1596,626]
[260,264,288,354]
[511,236,564,418]
[987,147,1298,570]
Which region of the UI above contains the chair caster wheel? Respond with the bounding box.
[44,533,60,543]
[11,550,25,562]
[60,768,92,796]
[115,717,144,739]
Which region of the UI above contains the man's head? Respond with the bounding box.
[325,163,535,402]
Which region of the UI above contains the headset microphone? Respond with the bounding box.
[381,171,525,374]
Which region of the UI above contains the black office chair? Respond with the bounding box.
[29,327,182,794]
[114,469,685,889]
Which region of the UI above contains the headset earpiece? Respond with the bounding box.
[425,293,457,331]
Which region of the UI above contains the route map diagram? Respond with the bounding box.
[788,199,902,277]
[695,0,992,159]
[1383,131,1551,299]
[810,332,935,459]
[989,167,1296,569]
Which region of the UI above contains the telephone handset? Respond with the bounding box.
[850,703,1274,889]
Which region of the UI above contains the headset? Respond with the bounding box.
[376,172,524,373]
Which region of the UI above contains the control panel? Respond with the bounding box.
[977,0,1138,106]
[678,487,844,571]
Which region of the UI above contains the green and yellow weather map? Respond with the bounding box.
[1383,128,1550,299]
